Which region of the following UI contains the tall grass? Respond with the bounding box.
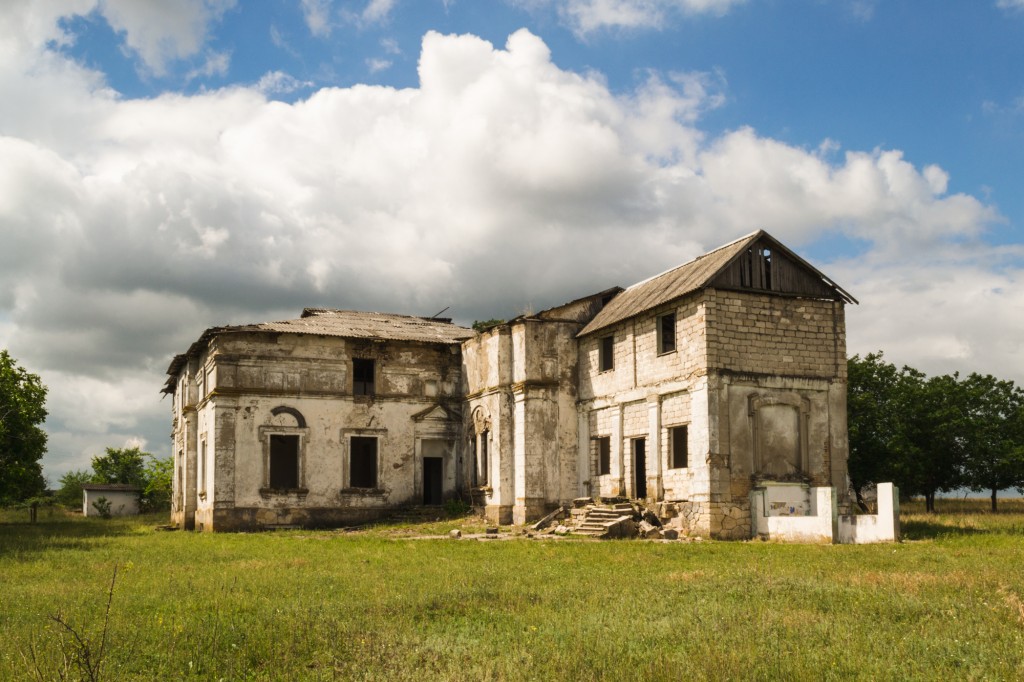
[1,504,1023,680]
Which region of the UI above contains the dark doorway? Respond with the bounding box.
[423,457,443,505]
[633,438,647,499]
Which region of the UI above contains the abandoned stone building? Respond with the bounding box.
[166,230,856,538]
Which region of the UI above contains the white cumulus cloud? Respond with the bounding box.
[0,16,1011,481]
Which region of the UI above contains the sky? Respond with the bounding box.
[2,0,1023,484]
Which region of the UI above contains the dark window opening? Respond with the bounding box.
[658,313,676,354]
[761,248,773,290]
[670,426,688,469]
[470,436,478,487]
[478,430,489,485]
[350,436,378,488]
[597,436,611,476]
[599,336,614,372]
[269,434,299,489]
[353,358,375,396]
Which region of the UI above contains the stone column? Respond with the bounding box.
[512,388,529,524]
[646,394,662,501]
[577,407,590,498]
[611,404,623,496]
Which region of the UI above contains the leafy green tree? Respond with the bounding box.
[55,469,94,508]
[91,446,146,487]
[142,454,173,511]
[0,349,48,504]
[960,373,1024,511]
[847,352,905,508]
[896,371,968,513]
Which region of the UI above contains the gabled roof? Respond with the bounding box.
[164,309,473,392]
[578,230,856,337]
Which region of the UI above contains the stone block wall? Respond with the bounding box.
[705,290,845,380]
[579,297,707,401]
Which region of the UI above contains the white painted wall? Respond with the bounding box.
[838,482,900,544]
[83,488,140,517]
[750,486,835,543]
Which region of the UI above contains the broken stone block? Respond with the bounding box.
[485,527,499,536]
[449,529,462,539]
[553,525,570,535]
[662,528,679,540]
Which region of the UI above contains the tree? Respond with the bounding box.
[0,349,48,504]
[960,373,1024,511]
[848,353,971,513]
[142,454,173,511]
[91,446,146,487]
[55,469,93,508]
[847,353,905,508]
[896,371,968,513]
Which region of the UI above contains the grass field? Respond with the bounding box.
[1,501,1023,681]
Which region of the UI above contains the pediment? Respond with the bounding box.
[411,403,458,423]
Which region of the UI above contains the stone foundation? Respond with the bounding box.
[670,499,752,539]
[193,506,395,532]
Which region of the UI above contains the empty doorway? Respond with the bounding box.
[423,457,443,505]
[633,438,647,499]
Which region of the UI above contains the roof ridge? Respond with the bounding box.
[622,230,761,292]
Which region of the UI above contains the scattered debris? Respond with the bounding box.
[448,529,462,539]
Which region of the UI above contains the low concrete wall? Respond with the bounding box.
[750,485,835,543]
[838,482,900,544]
[83,489,140,517]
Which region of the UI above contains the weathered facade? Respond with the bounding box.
[166,230,856,536]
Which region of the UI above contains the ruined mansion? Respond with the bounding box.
[165,230,857,538]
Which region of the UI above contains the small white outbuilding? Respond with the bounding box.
[82,484,141,517]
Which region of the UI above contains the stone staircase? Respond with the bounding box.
[572,502,636,538]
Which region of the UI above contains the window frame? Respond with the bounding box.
[199,438,207,497]
[669,425,689,470]
[348,435,379,489]
[657,312,677,355]
[353,358,376,396]
[268,433,301,490]
[598,335,614,372]
[474,429,489,488]
[258,424,310,496]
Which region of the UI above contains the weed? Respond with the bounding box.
[22,564,119,682]
[91,497,112,519]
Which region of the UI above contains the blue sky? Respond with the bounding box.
[2,0,1023,481]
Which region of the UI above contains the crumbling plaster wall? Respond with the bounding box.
[461,318,581,525]
[174,332,464,531]
[577,289,848,540]
[699,290,849,538]
[579,297,708,504]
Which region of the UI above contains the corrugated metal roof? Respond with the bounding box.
[163,309,473,392]
[578,231,760,337]
[262,309,475,344]
[578,230,854,337]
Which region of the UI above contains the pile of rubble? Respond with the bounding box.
[529,497,691,540]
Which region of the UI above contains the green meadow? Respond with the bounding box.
[1,501,1023,681]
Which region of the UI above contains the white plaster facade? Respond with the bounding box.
[83,484,141,517]
[167,230,856,536]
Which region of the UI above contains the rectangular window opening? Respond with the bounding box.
[670,425,688,469]
[478,430,489,486]
[350,436,378,488]
[269,434,300,489]
[199,440,207,494]
[599,336,614,372]
[353,358,375,396]
[658,313,676,354]
[596,436,611,476]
